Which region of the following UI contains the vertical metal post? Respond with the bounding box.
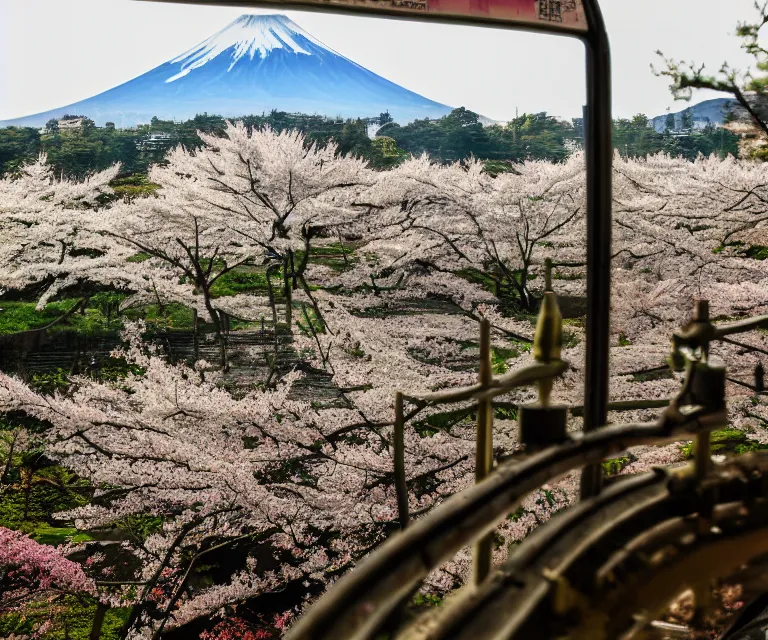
[579,0,613,501]
[473,319,494,585]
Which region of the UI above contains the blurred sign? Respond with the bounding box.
[354,0,586,30]
[143,0,588,32]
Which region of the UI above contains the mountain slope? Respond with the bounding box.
[650,98,735,132]
[0,15,452,128]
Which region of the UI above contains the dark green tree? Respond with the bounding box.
[681,108,694,130]
[335,119,372,158]
[654,0,768,158]
[0,127,41,175]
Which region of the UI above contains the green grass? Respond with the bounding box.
[0,300,113,335]
[210,268,275,297]
[602,455,634,476]
[455,268,501,297]
[618,332,631,347]
[412,592,443,607]
[712,241,768,260]
[109,174,160,201]
[297,304,325,336]
[126,251,151,263]
[743,244,768,260]
[412,408,472,437]
[30,524,94,545]
[0,596,131,640]
[296,242,357,272]
[123,302,195,330]
[491,345,525,374]
[680,428,768,459]
[562,329,580,348]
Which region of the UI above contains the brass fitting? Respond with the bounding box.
[533,259,563,407]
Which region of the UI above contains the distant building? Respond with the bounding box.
[58,117,85,131]
[137,132,176,151]
[572,117,584,137]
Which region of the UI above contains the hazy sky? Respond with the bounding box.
[0,0,759,122]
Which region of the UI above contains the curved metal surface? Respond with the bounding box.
[402,454,768,639]
[285,406,726,640]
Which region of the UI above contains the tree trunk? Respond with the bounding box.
[192,309,199,363]
[90,602,109,640]
[21,469,32,521]
[283,256,292,327]
[1,432,17,484]
[221,311,230,373]
[289,249,298,290]
[202,297,226,371]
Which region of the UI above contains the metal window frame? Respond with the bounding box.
[140,0,613,498]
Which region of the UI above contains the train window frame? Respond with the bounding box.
[136,0,613,498]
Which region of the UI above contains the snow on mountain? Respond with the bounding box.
[0,14,452,129]
[167,14,330,82]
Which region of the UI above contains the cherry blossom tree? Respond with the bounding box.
[146,122,374,325]
[0,153,121,309]
[5,129,768,637]
[0,526,96,638]
[355,152,585,310]
[0,319,500,638]
[0,526,95,606]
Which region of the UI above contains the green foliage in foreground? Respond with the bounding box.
[602,455,634,476]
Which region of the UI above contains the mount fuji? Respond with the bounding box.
[0,14,452,129]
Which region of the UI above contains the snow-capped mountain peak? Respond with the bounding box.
[0,13,452,128]
[167,14,328,83]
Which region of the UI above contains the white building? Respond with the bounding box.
[58,117,85,130]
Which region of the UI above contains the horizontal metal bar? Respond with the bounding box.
[135,0,591,39]
[403,360,569,407]
[569,397,670,416]
[715,314,768,339]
